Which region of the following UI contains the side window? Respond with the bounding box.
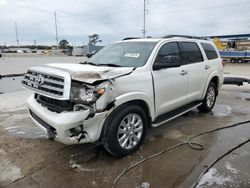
[179,42,203,64]
[155,42,181,64]
[201,42,218,60]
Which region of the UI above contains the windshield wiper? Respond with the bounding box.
[79,61,98,66]
[98,63,122,67]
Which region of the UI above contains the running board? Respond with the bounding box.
[152,101,202,127]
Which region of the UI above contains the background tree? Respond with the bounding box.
[59,39,69,49]
[88,34,102,46]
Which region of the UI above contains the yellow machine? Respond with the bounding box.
[213,37,226,50]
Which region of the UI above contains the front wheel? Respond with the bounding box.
[101,104,147,157]
[198,82,217,113]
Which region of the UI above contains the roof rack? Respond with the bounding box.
[122,37,141,41]
[162,35,207,40]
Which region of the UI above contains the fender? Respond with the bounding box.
[114,92,155,119]
[201,71,221,99]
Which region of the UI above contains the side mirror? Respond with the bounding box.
[86,53,93,58]
[153,55,181,70]
[86,50,97,58]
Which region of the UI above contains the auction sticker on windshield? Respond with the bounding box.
[124,53,140,58]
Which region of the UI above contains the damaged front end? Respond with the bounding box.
[26,79,116,145]
[22,64,135,145]
[28,92,112,145]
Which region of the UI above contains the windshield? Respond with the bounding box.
[87,42,156,67]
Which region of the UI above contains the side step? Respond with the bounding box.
[152,101,202,127]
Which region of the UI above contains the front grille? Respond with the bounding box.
[36,94,74,113]
[22,70,65,98]
[29,110,57,139]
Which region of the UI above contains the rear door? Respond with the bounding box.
[178,42,207,103]
[152,42,188,117]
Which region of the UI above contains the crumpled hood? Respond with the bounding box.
[42,63,135,84]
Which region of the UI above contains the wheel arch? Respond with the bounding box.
[114,92,154,120]
[202,74,220,99]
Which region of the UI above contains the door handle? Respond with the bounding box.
[204,65,210,70]
[180,70,188,75]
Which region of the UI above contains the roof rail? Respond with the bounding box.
[162,35,207,40]
[122,37,141,41]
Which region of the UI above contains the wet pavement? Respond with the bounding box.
[0,76,24,94]
[0,85,250,188]
[0,54,86,75]
[1,61,250,188]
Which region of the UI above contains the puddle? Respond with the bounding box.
[0,75,24,94]
[225,161,240,174]
[197,167,232,187]
[3,125,46,139]
[212,104,232,117]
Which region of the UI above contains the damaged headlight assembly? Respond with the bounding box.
[70,81,110,111]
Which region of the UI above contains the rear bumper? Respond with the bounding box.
[27,95,109,145]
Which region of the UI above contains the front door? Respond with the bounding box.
[152,42,188,117]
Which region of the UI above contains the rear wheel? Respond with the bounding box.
[101,104,147,157]
[237,58,243,63]
[198,82,217,113]
[230,58,236,63]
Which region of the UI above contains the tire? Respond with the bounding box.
[237,58,243,63]
[230,58,236,63]
[101,104,147,157]
[198,82,217,113]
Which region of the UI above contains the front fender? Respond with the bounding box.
[114,92,155,119]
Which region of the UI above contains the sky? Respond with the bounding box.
[0,0,250,46]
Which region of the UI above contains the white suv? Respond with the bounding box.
[22,36,224,157]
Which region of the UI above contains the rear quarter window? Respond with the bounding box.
[201,42,218,60]
[179,42,203,64]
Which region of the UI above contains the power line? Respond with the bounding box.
[59,4,144,26]
[60,0,132,17]
[149,1,250,15]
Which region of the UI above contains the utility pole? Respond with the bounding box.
[15,22,19,48]
[54,11,59,49]
[142,0,148,38]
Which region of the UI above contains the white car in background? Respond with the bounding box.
[22,35,224,157]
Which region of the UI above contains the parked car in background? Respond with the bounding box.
[22,35,224,157]
[0,49,2,57]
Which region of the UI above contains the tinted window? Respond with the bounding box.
[179,42,203,64]
[201,42,218,60]
[155,42,181,64]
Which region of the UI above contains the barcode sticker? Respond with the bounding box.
[124,53,140,58]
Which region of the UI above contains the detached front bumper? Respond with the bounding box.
[27,95,109,145]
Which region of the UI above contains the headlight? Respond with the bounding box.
[70,81,109,104]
